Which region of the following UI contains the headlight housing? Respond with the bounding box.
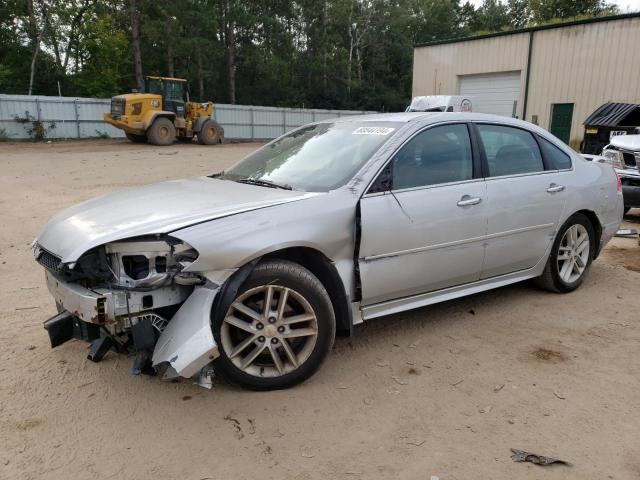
[601,147,625,169]
[105,237,199,288]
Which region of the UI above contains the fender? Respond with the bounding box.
[142,110,176,130]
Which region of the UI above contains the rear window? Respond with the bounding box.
[477,124,544,177]
[539,137,572,170]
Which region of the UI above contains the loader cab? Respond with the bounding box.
[146,76,187,118]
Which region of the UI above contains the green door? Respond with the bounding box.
[550,103,574,144]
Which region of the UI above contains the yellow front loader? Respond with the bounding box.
[104,76,224,146]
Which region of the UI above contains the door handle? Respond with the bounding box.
[457,195,482,207]
[546,183,565,193]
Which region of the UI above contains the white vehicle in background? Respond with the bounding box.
[598,134,640,214]
[406,95,472,113]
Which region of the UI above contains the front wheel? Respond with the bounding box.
[147,117,176,146]
[534,213,595,293]
[197,120,224,145]
[212,260,335,390]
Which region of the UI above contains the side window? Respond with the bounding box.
[477,124,544,177]
[392,124,473,190]
[539,137,572,170]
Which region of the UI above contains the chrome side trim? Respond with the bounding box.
[362,223,555,262]
[485,222,555,240]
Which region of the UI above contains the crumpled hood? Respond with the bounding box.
[36,177,318,262]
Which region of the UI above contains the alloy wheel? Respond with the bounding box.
[220,285,319,377]
[557,224,590,283]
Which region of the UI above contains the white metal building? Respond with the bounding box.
[412,13,640,148]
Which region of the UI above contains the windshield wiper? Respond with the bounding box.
[235,178,293,190]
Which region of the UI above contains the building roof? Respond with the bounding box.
[415,12,640,48]
[584,102,640,127]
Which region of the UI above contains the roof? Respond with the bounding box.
[330,112,439,123]
[584,102,640,127]
[330,111,533,126]
[415,12,640,48]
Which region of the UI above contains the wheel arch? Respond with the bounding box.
[214,247,353,337]
[144,111,176,130]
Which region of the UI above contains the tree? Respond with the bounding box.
[0,0,624,110]
[529,0,617,22]
[129,0,144,91]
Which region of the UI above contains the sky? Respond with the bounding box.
[466,0,640,11]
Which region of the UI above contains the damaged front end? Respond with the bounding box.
[35,236,222,384]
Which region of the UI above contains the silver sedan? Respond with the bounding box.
[34,112,623,390]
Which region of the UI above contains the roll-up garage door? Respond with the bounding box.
[459,71,521,117]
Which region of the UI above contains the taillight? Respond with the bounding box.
[615,169,622,192]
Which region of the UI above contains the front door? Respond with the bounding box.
[358,123,487,305]
[549,103,574,144]
[475,123,567,279]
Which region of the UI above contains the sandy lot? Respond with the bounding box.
[1,139,639,480]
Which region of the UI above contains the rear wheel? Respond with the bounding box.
[147,117,176,146]
[197,120,224,145]
[534,213,595,293]
[213,259,335,390]
[125,133,147,143]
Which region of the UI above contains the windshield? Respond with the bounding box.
[146,79,184,100]
[222,121,400,191]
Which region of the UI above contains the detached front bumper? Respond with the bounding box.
[43,271,220,379]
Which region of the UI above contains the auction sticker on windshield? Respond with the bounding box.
[352,127,395,135]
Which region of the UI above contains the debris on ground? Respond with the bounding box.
[494,384,505,393]
[553,389,566,400]
[614,228,638,238]
[391,376,408,385]
[510,448,570,466]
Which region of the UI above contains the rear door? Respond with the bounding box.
[476,123,568,279]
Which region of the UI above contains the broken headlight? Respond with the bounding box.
[105,237,199,288]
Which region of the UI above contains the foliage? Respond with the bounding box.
[13,111,56,141]
[0,0,623,111]
[94,130,110,138]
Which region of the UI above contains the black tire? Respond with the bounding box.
[197,119,224,145]
[534,213,596,293]
[212,259,336,390]
[147,117,176,146]
[125,132,147,143]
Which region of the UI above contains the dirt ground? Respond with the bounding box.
[1,139,639,480]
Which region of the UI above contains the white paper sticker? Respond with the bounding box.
[352,126,395,136]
